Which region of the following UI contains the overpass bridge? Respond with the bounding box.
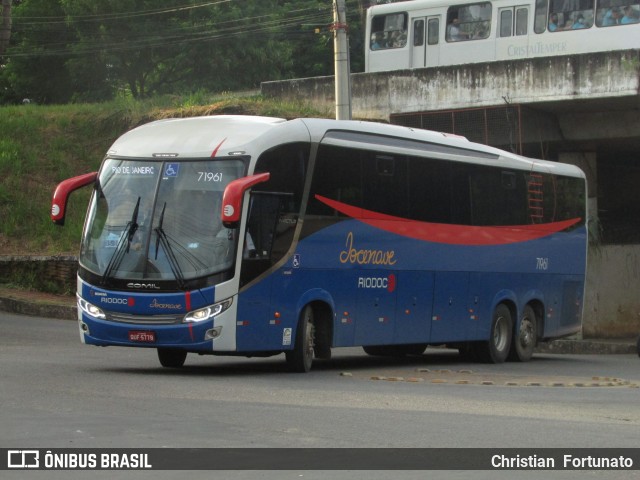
[261,49,640,338]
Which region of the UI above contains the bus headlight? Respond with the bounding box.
[77,296,106,320]
[184,297,233,323]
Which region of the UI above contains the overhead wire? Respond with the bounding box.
[5,2,335,58]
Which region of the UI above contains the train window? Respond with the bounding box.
[595,0,640,26]
[534,0,549,33]
[499,7,528,37]
[500,10,513,36]
[428,18,440,44]
[370,13,408,50]
[446,2,492,42]
[414,19,425,46]
[516,7,529,34]
[549,0,594,30]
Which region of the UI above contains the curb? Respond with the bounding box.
[0,295,76,321]
[0,293,637,355]
[535,339,637,355]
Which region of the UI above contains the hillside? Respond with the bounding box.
[0,95,329,256]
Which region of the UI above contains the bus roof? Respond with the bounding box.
[105,115,584,179]
[107,115,288,160]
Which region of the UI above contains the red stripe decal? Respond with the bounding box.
[185,291,191,312]
[211,138,227,158]
[315,195,581,246]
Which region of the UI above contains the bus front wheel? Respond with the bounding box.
[157,348,187,368]
[476,304,512,363]
[286,305,315,373]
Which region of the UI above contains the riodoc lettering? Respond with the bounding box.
[339,232,396,265]
[100,297,131,305]
[358,277,387,289]
[358,273,396,292]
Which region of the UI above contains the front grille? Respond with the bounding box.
[106,312,183,325]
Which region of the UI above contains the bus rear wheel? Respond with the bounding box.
[157,348,187,368]
[475,304,512,363]
[286,305,315,373]
[508,305,537,362]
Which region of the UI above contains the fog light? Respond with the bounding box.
[205,326,223,340]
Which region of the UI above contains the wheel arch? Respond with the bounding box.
[295,288,335,350]
[491,290,517,322]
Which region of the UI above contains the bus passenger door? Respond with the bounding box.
[495,5,529,61]
[430,272,471,343]
[394,272,434,344]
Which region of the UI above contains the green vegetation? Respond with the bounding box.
[1,0,368,105]
[0,94,329,255]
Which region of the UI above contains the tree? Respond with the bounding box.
[61,0,197,99]
[1,0,12,56]
[1,0,368,104]
[1,0,75,103]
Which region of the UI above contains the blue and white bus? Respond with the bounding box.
[52,116,587,371]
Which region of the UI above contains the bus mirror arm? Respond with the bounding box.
[221,172,271,228]
[51,172,98,226]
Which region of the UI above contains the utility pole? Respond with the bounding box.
[332,0,352,120]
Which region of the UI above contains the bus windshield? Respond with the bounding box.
[79,158,246,284]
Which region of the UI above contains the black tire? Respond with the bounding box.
[636,336,640,358]
[508,305,537,362]
[157,348,187,368]
[286,305,315,372]
[475,304,513,364]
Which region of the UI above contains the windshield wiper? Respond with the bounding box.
[154,202,186,289]
[101,197,141,285]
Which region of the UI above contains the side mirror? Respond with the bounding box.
[221,173,270,228]
[51,172,98,226]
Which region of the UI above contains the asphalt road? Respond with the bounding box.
[1,312,639,480]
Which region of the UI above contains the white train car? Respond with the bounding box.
[365,0,640,72]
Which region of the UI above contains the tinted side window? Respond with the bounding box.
[362,152,409,218]
[469,168,528,226]
[306,145,362,218]
[241,143,309,284]
[537,174,586,224]
[408,157,453,223]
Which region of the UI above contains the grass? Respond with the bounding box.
[0,93,330,256]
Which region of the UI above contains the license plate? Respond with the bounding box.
[128,330,156,343]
